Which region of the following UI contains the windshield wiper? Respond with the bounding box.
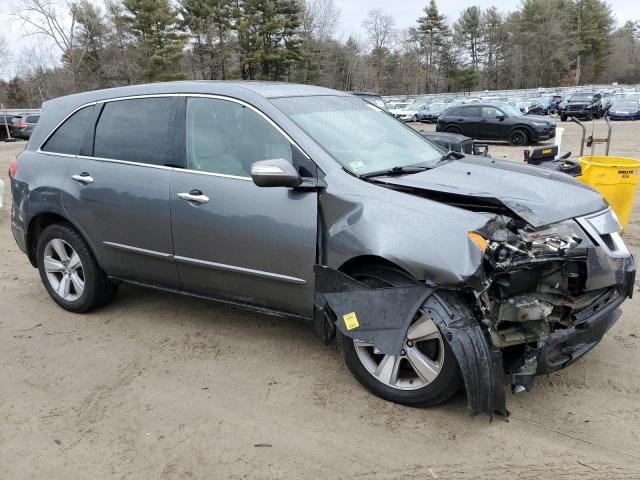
[359,165,431,179]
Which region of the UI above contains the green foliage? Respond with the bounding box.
[122,0,187,81]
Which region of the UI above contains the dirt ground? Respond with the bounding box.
[1,118,640,479]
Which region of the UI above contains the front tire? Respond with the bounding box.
[37,223,118,313]
[338,265,462,407]
[509,128,529,146]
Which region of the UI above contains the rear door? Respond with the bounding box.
[169,96,318,317]
[460,106,482,138]
[62,96,180,287]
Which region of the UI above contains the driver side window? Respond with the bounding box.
[185,97,293,177]
[482,106,502,119]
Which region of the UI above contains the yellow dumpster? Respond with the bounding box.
[578,156,640,231]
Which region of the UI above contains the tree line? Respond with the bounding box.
[1,0,639,107]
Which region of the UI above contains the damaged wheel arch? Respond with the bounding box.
[315,265,507,417]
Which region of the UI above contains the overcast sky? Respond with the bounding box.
[334,0,640,37]
[1,0,640,79]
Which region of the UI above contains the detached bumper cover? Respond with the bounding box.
[536,257,634,374]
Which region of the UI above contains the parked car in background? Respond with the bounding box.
[351,92,389,112]
[607,99,640,120]
[436,103,556,145]
[559,92,603,121]
[396,103,428,122]
[10,114,40,139]
[419,130,489,156]
[388,102,410,117]
[9,82,633,416]
[417,102,447,123]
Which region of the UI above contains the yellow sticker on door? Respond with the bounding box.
[342,312,360,330]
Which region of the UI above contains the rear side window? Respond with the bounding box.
[462,106,481,117]
[94,97,174,165]
[42,105,94,155]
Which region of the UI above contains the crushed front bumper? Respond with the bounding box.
[510,256,635,386]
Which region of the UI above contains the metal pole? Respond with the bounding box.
[605,115,611,156]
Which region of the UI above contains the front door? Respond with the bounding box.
[478,106,508,140]
[170,96,318,317]
[63,97,180,287]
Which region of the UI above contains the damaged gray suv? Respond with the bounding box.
[10,82,635,415]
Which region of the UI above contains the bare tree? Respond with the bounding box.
[302,0,340,41]
[0,34,13,78]
[362,9,395,91]
[12,0,103,92]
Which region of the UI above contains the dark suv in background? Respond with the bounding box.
[559,92,603,121]
[10,114,40,139]
[436,103,556,145]
[8,82,633,416]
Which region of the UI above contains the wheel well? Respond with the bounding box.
[338,255,416,279]
[26,213,71,267]
[510,126,532,138]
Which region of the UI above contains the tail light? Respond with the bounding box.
[14,122,28,127]
[8,158,18,179]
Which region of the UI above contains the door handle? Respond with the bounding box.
[177,190,209,205]
[71,173,94,185]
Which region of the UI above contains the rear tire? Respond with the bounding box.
[338,265,462,407]
[36,223,118,313]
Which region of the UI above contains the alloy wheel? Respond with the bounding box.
[43,238,85,301]
[353,309,444,390]
[510,131,527,146]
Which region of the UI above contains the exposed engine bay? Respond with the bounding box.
[472,208,633,390]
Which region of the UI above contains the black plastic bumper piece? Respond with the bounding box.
[536,294,624,375]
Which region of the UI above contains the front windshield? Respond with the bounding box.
[273,96,443,175]
[430,103,446,112]
[571,94,593,102]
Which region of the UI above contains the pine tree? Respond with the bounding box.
[412,0,448,93]
[180,0,234,79]
[122,0,187,82]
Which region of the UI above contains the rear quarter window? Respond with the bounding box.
[41,105,95,155]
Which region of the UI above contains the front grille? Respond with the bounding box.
[462,140,474,155]
[567,105,584,111]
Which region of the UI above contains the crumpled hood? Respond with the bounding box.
[378,156,608,227]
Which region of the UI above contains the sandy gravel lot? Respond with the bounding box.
[1,118,640,479]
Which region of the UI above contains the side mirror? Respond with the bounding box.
[251,158,302,188]
[496,115,505,121]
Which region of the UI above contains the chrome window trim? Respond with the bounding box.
[38,93,311,163]
[75,154,253,181]
[36,93,311,176]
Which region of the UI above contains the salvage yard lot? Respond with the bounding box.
[1,119,640,479]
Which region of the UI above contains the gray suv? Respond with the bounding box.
[9,82,635,416]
